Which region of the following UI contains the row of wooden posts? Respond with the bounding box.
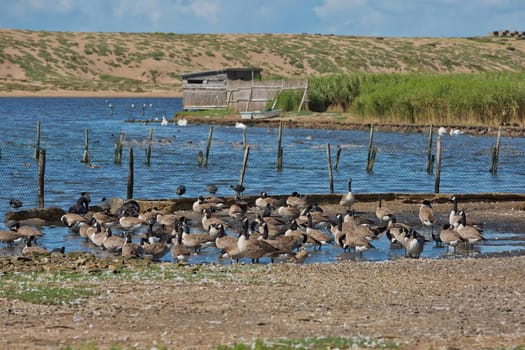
[30,121,504,208]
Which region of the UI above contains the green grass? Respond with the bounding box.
[217,337,401,350]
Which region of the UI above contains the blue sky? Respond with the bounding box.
[1,0,523,37]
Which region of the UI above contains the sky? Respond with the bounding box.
[0,0,524,37]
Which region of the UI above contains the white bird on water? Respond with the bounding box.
[450,128,464,136]
[235,122,247,129]
[177,118,188,126]
[161,116,169,126]
[437,127,447,136]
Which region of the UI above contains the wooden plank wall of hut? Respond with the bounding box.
[227,79,307,112]
[182,85,228,110]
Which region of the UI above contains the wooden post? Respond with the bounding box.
[37,148,46,209]
[334,146,342,170]
[204,126,213,167]
[277,121,283,170]
[366,124,375,172]
[115,131,124,165]
[127,147,134,200]
[239,145,250,187]
[81,128,90,163]
[198,150,203,167]
[426,125,433,174]
[34,120,41,160]
[242,127,247,146]
[326,144,334,193]
[145,127,153,166]
[490,126,502,175]
[366,146,378,173]
[434,136,443,193]
[297,80,308,112]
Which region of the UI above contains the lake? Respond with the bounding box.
[0,97,524,262]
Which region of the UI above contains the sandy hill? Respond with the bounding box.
[1,29,525,96]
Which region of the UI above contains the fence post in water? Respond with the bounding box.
[426,125,434,174]
[239,145,250,187]
[37,148,46,209]
[334,145,342,171]
[204,126,213,167]
[434,136,443,193]
[366,124,375,171]
[34,120,41,161]
[81,128,90,163]
[127,147,134,200]
[366,146,378,173]
[277,121,283,170]
[490,126,502,175]
[198,150,203,167]
[326,144,334,193]
[145,127,153,166]
[242,127,247,146]
[114,131,124,165]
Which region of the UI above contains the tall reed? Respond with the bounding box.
[308,72,525,126]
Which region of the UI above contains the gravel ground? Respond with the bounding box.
[1,198,525,349]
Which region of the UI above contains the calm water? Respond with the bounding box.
[0,97,524,262]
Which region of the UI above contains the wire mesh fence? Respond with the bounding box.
[1,121,524,218]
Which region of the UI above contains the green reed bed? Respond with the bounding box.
[307,72,525,126]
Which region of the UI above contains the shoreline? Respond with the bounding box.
[0,90,181,98]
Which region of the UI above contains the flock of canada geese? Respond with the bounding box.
[0,179,485,263]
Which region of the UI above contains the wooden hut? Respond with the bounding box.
[181,68,307,112]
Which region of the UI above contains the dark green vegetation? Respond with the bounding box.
[303,72,525,126]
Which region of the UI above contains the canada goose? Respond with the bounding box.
[121,232,144,258]
[69,196,90,215]
[237,217,284,263]
[291,246,309,263]
[0,229,25,246]
[230,184,245,198]
[61,213,88,228]
[419,200,435,235]
[102,228,125,252]
[181,224,215,252]
[116,200,141,218]
[259,222,299,262]
[278,204,301,221]
[9,198,23,210]
[339,178,355,209]
[216,228,244,262]
[455,210,485,248]
[254,215,287,239]
[192,196,225,213]
[89,225,107,248]
[176,185,186,197]
[9,222,44,238]
[50,246,66,256]
[255,192,281,210]
[302,212,332,250]
[449,196,461,226]
[154,212,179,227]
[375,194,393,226]
[283,221,309,251]
[439,224,465,254]
[385,215,411,248]
[404,228,425,259]
[202,208,229,232]
[78,218,98,239]
[342,232,375,255]
[22,236,48,255]
[171,226,191,263]
[286,191,307,208]
[260,205,286,225]
[118,216,145,230]
[228,202,246,221]
[343,210,374,226]
[141,237,171,261]
[93,211,118,226]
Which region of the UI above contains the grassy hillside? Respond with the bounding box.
[1,29,525,96]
